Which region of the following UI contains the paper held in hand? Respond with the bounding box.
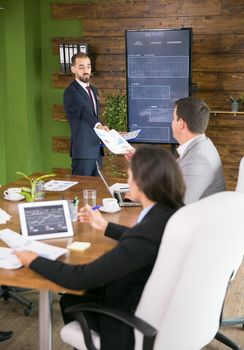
[94,128,141,154]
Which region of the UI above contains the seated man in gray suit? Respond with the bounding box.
[172,97,226,204]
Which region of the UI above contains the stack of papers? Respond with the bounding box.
[0,229,68,269]
[0,208,11,224]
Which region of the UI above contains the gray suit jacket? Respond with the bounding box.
[178,134,226,204]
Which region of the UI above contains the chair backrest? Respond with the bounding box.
[236,157,244,192]
[135,191,244,350]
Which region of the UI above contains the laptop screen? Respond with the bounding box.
[96,162,142,207]
[18,200,74,240]
[96,161,114,196]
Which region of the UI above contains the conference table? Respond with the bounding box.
[0,174,140,350]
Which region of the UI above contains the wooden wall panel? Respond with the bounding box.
[51,0,222,19]
[193,55,244,73]
[52,36,125,55]
[192,72,244,92]
[83,16,244,37]
[148,0,221,17]
[52,34,244,56]
[192,34,244,54]
[53,137,70,153]
[51,0,244,188]
[222,0,244,14]
[53,104,66,122]
[51,1,150,19]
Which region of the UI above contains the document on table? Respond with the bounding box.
[0,208,11,224]
[44,180,79,191]
[0,247,22,269]
[94,128,140,154]
[0,229,68,269]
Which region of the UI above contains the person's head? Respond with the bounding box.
[172,97,210,144]
[71,53,91,83]
[128,145,185,208]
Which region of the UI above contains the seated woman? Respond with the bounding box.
[15,145,185,350]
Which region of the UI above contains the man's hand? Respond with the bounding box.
[96,124,109,132]
[15,251,38,268]
[78,205,108,232]
[125,149,135,162]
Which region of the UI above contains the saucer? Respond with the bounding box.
[99,205,121,213]
[4,195,25,202]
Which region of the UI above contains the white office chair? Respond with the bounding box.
[236,156,244,192]
[60,192,244,350]
[217,156,244,345]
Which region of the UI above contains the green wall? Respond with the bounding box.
[40,0,82,173]
[0,0,83,184]
[0,3,6,184]
[0,0,43,184]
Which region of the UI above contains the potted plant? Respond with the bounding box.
[101,94,128,177]
[230,96,243,112]
[16,172,55,201]
[101,94,127,131]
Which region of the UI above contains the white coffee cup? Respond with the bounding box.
[4,187,23,201]
[102,198,119,210]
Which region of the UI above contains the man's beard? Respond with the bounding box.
[78,74,90,83]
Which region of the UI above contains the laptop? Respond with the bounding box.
[18,200,74,240]
[96,162,142,207]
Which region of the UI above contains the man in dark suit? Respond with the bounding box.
[15,145,185,350]
[64,53,109,176]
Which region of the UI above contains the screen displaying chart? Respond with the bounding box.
[24,205,67,236]
[126,28,192,144]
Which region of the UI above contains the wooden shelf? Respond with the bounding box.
[211,110,244,117]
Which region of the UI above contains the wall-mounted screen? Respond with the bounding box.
[126,28,192,144]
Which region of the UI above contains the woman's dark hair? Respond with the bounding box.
[130,145,185,208]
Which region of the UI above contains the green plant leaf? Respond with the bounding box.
[21,187,31,193]
[16,171,32,183]
[36,174,56,182]
[20,191,33,202]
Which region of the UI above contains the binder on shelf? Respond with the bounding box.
[58,42,89,74]
[64,44,70,73]
[73,44,78,55]
[78,43,88,54]
[68,44,74,71]
[59,44,65,73]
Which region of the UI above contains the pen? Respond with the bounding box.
[92,205,101,211]
[73,195,79,205]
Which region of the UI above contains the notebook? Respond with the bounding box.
[96,162,141,207]
[18,200,74,240]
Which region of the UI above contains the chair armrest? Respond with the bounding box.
[65,302,157,350]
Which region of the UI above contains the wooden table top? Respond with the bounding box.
[0,174,140,294]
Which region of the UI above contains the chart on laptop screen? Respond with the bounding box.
[24,205,67,236]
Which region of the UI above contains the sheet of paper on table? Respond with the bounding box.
[44,180,79,191]
[0,229,68,269]
[0,247,22,269]
[0,208,11,224]
[94,128,140,154]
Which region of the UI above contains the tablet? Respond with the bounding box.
[18,200,74,240]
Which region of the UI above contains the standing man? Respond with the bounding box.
[172,97,226,204]
[64,53,109,176]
